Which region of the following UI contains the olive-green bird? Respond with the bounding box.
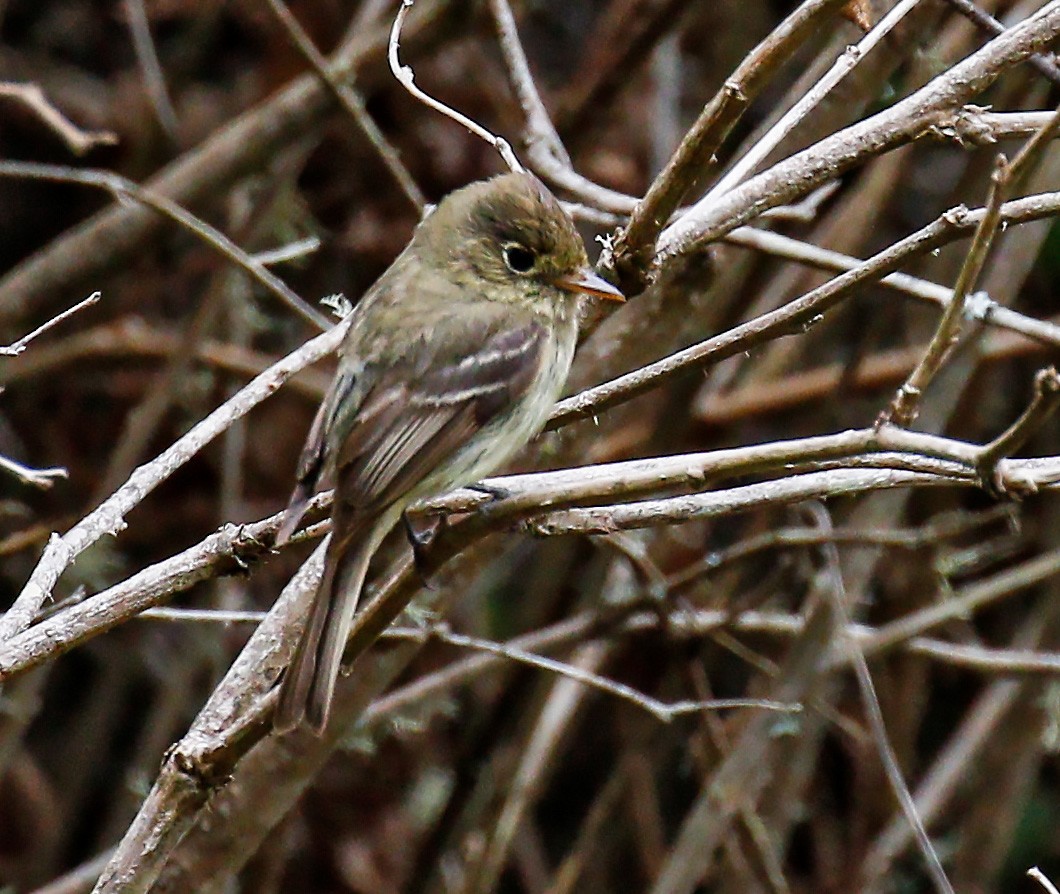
[274,171,623,733]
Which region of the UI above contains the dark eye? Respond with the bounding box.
[503,243,536,273]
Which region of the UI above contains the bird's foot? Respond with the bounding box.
[403,511,444,587]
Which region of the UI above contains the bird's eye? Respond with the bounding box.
[502,243,536,274]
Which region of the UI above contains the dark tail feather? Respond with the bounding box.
[274,533,374,734]
[275,481,313,547]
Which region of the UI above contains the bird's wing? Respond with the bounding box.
[275,365,360,545]
[331,314,547,518]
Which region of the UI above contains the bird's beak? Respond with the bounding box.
[554,268,625,302]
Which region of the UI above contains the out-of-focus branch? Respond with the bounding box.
[0,0,454,328]
[0,82,118,154]
[263,0,425,210]
[0,162,329,329]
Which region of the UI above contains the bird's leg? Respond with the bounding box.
[403,510,445,586]
[466,481,511,502]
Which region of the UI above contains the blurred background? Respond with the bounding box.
[1,0,1059,891]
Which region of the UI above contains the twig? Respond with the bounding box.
[263,0,425,210]
[703,0,923,201]
[725,226,1060,349]
[122,0,180,141]
[609,0,852,291]
[940,0,1060,86]
[803,502,955,894]
[0,317,330,399]
[882,154,1009,425]
[419,625,799,723]
[976,366,1060,493]
[1029,867,1060,894]
[0,321,346,644]
[0,82,118,155]
[389,0,522,172]
[0,454,68,490]
[549,191,1060,430]
[486,0,569,167]
[250,235,321,266]
[0,161,329,330]
[658,4,1060,262]
[0,291,100,357]
[883,103,1060,425]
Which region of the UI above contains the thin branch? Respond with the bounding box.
[0,454,68,490]
[940,0,1060,86]
[486,0,634,215]
[1029,867,1060,894]
[0,291,100,357]
[610,0,854,290]
[703,0,923,201]
[0,82,118,155]
[250,235,321,266]
[726,225,1060,349]
[416,625,799,723]
[486,0,569,167]
[137,603,786,724]
[389,0,522,172]
[549,191,1060,430]
[263,0,425,210]
[976,366,1060,492]
[122,0,180,141]
[804,503,955,894]
[0,322,346,644]
[882,154,1010,425]
[0,161,329,330]
[883,103,1060,425]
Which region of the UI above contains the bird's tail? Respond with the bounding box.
[275,530,374,734]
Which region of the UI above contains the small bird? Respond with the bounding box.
[274,171,624,733]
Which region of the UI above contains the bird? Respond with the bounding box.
[273,171,624,733]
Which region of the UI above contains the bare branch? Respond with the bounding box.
[0,82,118,155]
[804,502,954,894]
[389,0,522,172]
[0,454,68,490]
[976,366,1060,493]
[263,0,425,210]
[0,322,346,643]
[550,192,1060,430]
[0,161,329,329]
[122,0,180,141]
[0,291,100,357]
[659,4,1060,262]
[883,104,1060,425]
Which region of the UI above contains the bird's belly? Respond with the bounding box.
[409,329,574,501]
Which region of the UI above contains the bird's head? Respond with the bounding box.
[418,171,624,308]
